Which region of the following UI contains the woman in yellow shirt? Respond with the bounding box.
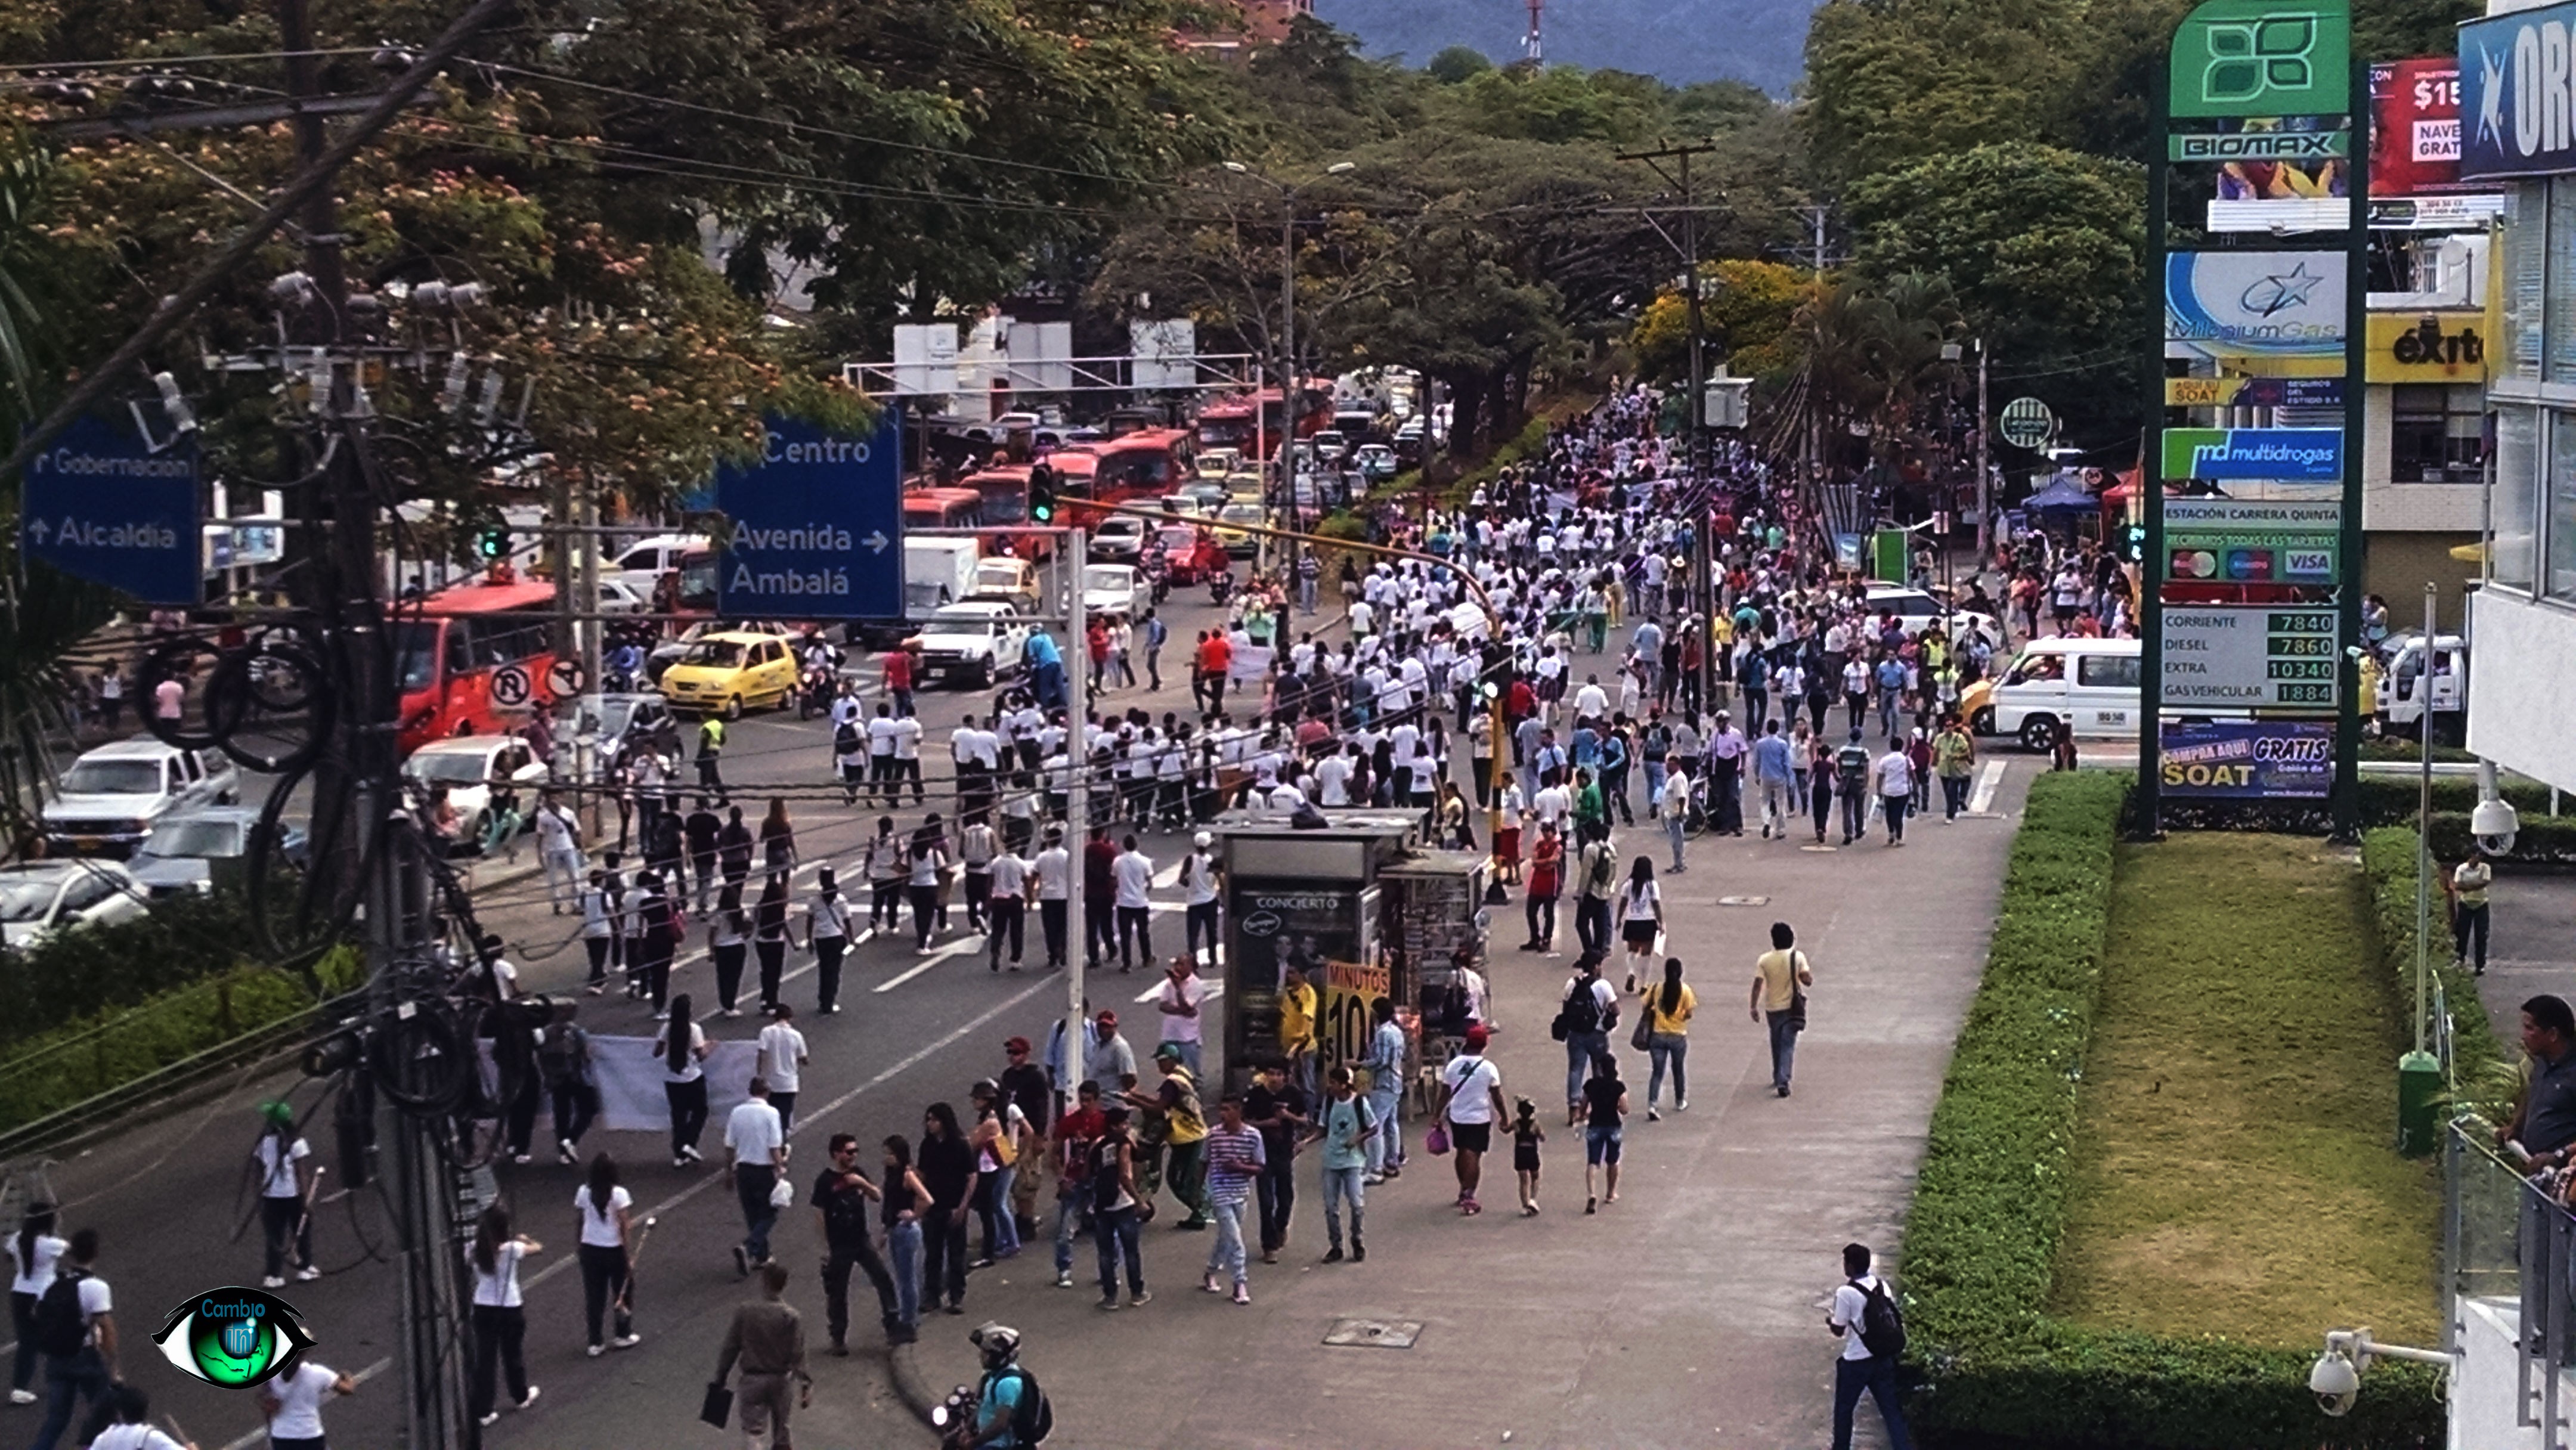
[1636,957,1696,1121]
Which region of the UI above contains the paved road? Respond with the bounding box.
[4,583,1259,1450]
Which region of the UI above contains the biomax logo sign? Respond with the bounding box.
[151,1285,316,1389]
[2171,0,2351,118]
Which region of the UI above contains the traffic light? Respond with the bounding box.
[475,525,510,560]
[2119,522,2147,563]
[1028,463,1055,523]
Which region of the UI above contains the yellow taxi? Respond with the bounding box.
[1961,674,1997,734]
[657,630,797,718]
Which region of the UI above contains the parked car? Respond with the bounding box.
[1354,443,1398,480]
[42,738,239,858]
[1862,585,2003,646]
[1310,429,1349,464]
[556,692,683,775]
[659,630,800,718]
[1088,516,1150,563]
[0,860,149,949]
[1080,563,1151,622]
[128,806,308,897]
[907,602,1035,689]
[603,531,708,601]
[1180,481,1231,516]
[401,734,552,843]
[1213,502,1265,558]
[595,575,654,615]
[969,556,1042,616]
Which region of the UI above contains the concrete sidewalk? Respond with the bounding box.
[2470,873,2576,1034]
[906,766,2036,1450]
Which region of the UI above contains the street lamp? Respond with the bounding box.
[1224,160,1355,544]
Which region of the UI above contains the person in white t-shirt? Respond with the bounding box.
[653,1001,711,1168]
[1112,836,1155,973]
[251,1102,318,1288]
[986,843,1032,972]
[1871,745,1915,847]
[258,1354,355,1449]
[466,1206,540,1427]
[83,1387,195,1450]
[1828,1242,1915,1450]
[571,1155,640,1356]
[1180,832,1222,968]
[724,1079,789,1275]
[1032,828,1073,971]
[757,1006,811,1132]
[1156,955,1207,1077]
[8,1204,66,1405]
[1435,1024,1508,1214]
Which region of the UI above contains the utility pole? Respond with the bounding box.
[1062,528,1089,1117]
[1617,138,1722,714]
[1974,337,1991,564]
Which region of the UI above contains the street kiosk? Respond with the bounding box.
[1211,810,1489,1099]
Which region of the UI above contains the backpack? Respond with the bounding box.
[1561,980,1604,1036]
[33,1267,90,1357]
[537,1023,590,1088]
[834,719,860,755]
[995,1364,1054,1445]
[1837,745,1872,785]
[1850,1278,1908,1359]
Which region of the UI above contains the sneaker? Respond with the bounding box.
[583,984,604,996]
[261,1275,286,1288]
[1362,1173,1385,1186]
[1351,1241,1365,1263]
[722,1008,741,1019]
[1203,1273,1224,1294]
[733,1245,750,1277]
[1323,1245,1345,1263]
[8,1389,35,1405]
[681,1146,702,1164]
[1674,1098,1688,1112]
[588,1344,605,1358]
[1233,1284,1252,1305]
[612,1334,641,1349]
[558,1139,577,1165]
[1055,1271,1074,1288]
[1098,1297,1121,1311]
[828,1339,849,1358]
[295,1265,321,1282]
[513,1387,540,1411]
[512,1153,532,1166]
[674,1155,689,1169]
[479,1412,501,1428]
[1646,1107,1662,1122]
[1129,1290,1151,1306]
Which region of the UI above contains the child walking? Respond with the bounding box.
[1512,1098,1545,1216]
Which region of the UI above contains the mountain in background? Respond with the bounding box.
[1313,0,1818,92]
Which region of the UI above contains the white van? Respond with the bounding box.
[1983,638,2143,750]
[2376,631,2466,739]
[603,532,707,599]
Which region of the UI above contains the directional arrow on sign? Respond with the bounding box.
[863,531,890,554]
[23,519,47,544]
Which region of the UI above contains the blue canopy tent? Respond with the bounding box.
[2023,477,2097,515]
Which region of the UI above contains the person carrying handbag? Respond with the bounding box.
[1750,922,1814,1099]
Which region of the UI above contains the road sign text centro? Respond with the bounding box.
[713,411,904,619]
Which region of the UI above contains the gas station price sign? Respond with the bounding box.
[2161,605,2340,711]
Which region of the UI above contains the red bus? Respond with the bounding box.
[903,488,985,530]
[394,580,562,755]
[1078,427,1195,506]
[1191,387,1333,453]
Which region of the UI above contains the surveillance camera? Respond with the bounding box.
[2309,1348,2360,1417]
[2473,797,2519,857]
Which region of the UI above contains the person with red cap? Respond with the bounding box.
[1432,1025,1508,1215]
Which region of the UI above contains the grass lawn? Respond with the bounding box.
[2046,832,2441,1346]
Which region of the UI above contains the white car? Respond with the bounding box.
[0,860,149,950]
[1080,563,1150,622]
[1354,443,1398,479]
[42,738,239,857]
[908,602,1035,689]
[1088,516,1150,563]
[1862,586,2002,646]
[603,531,708,600]
[595,576,653,615]
[401,735,552,842]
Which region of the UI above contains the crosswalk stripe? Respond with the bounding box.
[1968,758,2007,815]
[872,936,984,993]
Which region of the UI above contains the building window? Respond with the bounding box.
[2498,405,2539,591]
[2389,384,2485,483]
[2507,182,2546,383]
[2553,412,2576,602]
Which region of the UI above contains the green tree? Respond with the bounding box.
[1426,45,1495,84]
[1631,258,1814,386]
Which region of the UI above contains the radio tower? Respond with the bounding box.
[1524,0,1543,63]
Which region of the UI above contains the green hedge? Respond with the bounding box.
[0,944,363,1138]
[1903,772,2445,1449]
[2424,810,2576,867]
[0,887,298,1050]
[2361,827,2510,1102]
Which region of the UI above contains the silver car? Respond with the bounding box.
[0,860,149,950]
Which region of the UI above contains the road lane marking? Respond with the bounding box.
[218,1356,394,1450]
[872,937,984,992]
[1968,758,2007,815]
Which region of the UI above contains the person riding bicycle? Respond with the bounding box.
[964,1322,1049,1448]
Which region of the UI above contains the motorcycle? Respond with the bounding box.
[1209,568,1232,607]
[1141,550,1172,606]
[930,1384,980,1449]
[797,662,837,720]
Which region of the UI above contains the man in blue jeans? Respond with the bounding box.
[1828,1242,1915,1450]
[1558,952,1617,1124]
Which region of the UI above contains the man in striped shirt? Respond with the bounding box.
[1199,1094,1267,1305]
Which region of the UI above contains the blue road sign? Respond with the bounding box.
[714,412,903,620]
[21,414,202,605]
